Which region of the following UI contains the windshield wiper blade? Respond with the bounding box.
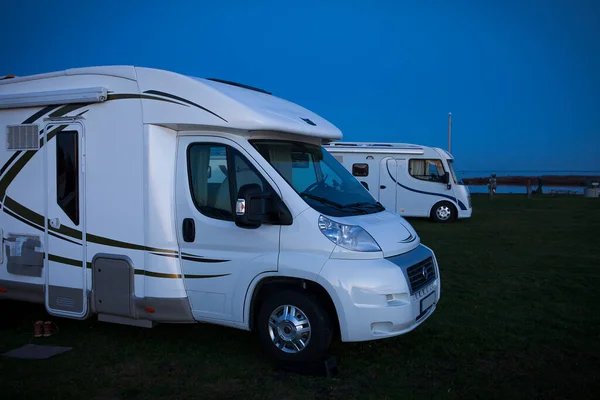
[300,193,345,209]
[342,201,385,210]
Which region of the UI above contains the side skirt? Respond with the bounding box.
[0,279,44,304]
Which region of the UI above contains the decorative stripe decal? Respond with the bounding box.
[48,254,91,268]
[0,151,23,177]
[150,252,179,259]
[143,90,228,123]
[151,252,230,263]
[134,270,181,279]
[182,255,229,263]
[399,232,417,243]
[386,163,467,211]
[23,105,62,124]
[106,93,189,107]
[184,273,230,279]
[46,253,229,279]
[4,196,82,240]
[3,207,81,246]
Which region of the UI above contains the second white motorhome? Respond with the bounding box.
[0,66,441,363]
[323,142,472,222]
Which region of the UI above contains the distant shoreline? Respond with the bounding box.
[462,175,600,187]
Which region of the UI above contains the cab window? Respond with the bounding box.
[187,143,269,221]
[409,159,446,183]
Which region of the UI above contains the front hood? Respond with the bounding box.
[333,210,420,258]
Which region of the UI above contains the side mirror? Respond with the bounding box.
[235,183,265,229]
[444,172,452,190]
[443,171,450,184]
[235,184,293,229]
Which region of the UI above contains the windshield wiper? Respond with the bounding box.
[342,201,385,211]
[300,193,345,209]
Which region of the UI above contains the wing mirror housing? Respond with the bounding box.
[444,171,452,189]
[235,183,292,229]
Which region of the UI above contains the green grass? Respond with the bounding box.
[1,194,599,399]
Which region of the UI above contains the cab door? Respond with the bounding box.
[175,136,282,323]
[378,157,397,212]
[44,122,88,319]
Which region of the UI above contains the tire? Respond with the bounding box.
[431,201,456,223]
[256,289,333,364]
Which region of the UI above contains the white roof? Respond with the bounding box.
[323,141,454,158]
[323,141,426,155]
[0,65,343,140]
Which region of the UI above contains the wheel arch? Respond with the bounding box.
[245,274,342,340]
[429,199,458,221]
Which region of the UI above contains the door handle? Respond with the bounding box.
[182,218,195,242]
[49,217,61,229]
[380,185,386,189]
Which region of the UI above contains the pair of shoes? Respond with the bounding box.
[34,321,43,337]
[33,320,58,338]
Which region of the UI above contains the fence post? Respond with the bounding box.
[527,179,532,199]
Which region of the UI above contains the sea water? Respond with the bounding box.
[457,170,600,195]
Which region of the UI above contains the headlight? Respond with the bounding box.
[318,215,381,252]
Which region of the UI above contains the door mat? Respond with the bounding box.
[2,344,73,360]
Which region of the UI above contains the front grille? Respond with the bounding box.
[406,256,436,293]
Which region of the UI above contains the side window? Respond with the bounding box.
[352,163,369,177]
[188,144,233,221]
[409,159,446,182]
[56,130,79,225]
[188,144,271,222]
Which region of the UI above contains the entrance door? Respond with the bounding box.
[175,136,281,323]
[44,122,87,318]
[378,157,397,212]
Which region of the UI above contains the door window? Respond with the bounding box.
[56,130,79,225]
[187,143,269,222]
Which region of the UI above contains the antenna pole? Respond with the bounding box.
[448,112,452,153]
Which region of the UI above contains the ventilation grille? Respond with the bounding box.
[406,256,436,293]
[6,124,39,150]
[56,296,75,308]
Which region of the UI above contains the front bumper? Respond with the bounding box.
[317,244,440,342]
[458,207,472,219]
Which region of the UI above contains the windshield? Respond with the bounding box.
[447,159,463,184]
[250,140,385,217]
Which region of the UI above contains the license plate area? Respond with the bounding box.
[420,291,436,313]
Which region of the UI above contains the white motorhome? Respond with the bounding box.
[0,66,440,363]
[323,142,472,222]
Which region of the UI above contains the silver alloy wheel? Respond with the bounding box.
[436,205,452,220]
[268,304,311,353]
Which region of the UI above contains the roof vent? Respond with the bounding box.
[6,124,39,151]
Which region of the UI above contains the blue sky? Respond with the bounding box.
[2,0,599,173]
